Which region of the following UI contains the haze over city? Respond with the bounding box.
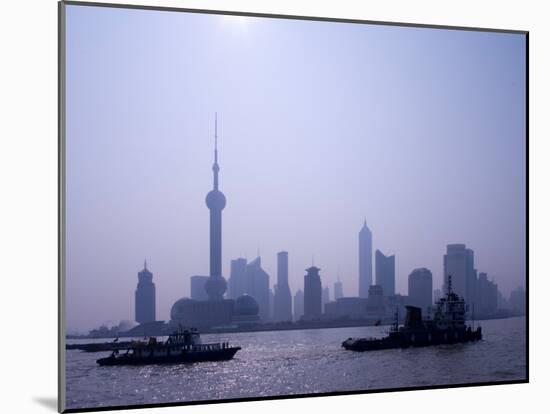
[65,5,526,333]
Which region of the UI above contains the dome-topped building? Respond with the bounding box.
[169,296,235,328]
[234,294,260,316]
[170,298,196,321]
[233,294,260,324]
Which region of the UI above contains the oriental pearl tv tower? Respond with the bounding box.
[204,113,228,301]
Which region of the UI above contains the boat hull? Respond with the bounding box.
[97,347,241,366]
[342,328,482,352]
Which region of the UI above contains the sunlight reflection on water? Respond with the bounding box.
[65,317,526,409]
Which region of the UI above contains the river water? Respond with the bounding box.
[65,316,526,410]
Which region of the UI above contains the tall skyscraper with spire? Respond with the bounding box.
[135,260,156,324]
[204,113,228,301]
[358,219,373,298]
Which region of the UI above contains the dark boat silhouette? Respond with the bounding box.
[66,339,133,353]
[342,275,482,351]
[96,329,240,366]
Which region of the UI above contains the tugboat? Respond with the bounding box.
[342,275,482,351]
[96,329,240,366]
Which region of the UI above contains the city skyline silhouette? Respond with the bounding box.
[64,6,526,333]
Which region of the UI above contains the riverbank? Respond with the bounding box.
[66,312,524,340]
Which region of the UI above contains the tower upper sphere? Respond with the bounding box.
[206,189,226,210]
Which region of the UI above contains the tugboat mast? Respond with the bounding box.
[392,306,399,332]
[472,303,476,330]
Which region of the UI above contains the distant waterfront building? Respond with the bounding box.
[135,261,156,324]
[386,294,409,321]
[334,278,344,300]
[324,297,368,319]
[359,220,373,298]
[368,285,385,307]
[476,272,498,316]
[497,290,509,310]
[293,289,304,321]
[245,257,270,321]
[190,276,209,301]
[375,249,395,296]
[443,244,476,307]
[322,286,330,311]
[367,284,385,318]
[170,298,233,328]
[269,287,275,321]
[304,266,322,320]
[228,258,247,299]
[509,286,526,315]
[274,251,292,322]
[408,268,433,314]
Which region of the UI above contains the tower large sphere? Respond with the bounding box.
[205,189,226,210]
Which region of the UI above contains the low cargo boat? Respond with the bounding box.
[342,275,482,351]
[66,340,132,353]
[96,329,240,366]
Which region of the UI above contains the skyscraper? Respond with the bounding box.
[375,249,395,296]
[334,278,344,300]
[322,285,330,311]
[274,251,292,322]
[135,260,156,324]
[204,114,228,301]
[245,257,270,321]
[359,220,373,298]
[408,268,433,314]
[228,257,247,299]
[509,286,526,315]
[293,289,304,321]
[367,284,385,318]
[443,244,477,306]
[190,275,209,301]
[304,266,322,320]
[476,272,498,315]
[269,287,275,321]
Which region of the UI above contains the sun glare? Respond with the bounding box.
[221,14,253,35]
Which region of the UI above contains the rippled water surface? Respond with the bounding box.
[65,317,526,410]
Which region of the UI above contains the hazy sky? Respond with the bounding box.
[65,5,526,333]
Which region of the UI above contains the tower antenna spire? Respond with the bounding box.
[212,112,220,190]
[214,112,218,164]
